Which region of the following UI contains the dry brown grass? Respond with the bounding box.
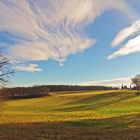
[0,95,5,116]
[0,122,140,140]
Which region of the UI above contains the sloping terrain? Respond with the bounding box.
[0,90,140,140]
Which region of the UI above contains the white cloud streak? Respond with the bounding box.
[0,0,134,71]
[80,77,131,87]
[109,19,140,59]
[108,34,140,59]
[15,64,42,72]
[111,19,140,47]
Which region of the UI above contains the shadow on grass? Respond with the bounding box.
[0,95,7,117]
[6,94,50,100]
[65,113,140,128]
[1,114,140,140]
[51,91,136,112]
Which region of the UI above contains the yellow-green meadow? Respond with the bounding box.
[0,90,140,139]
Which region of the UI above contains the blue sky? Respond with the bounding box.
[0,0,140,87]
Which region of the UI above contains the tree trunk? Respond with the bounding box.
[138,86,140,95]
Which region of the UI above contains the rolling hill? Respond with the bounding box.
[0,90,140,140]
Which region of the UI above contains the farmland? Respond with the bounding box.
[0,90,140,140]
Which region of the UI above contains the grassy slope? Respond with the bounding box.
[0,90,140,140]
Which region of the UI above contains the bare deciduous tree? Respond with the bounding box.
[0,47,14,119]
[132,75,140,95]
[0,53,14,115]
[0,55,14,86]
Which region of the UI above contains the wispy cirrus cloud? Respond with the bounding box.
[0,0,134,71]
[108,19,140,59]
[80,77,131,87]
[111,19,140,47]
[15,64,42,72]
[108,34,140,59]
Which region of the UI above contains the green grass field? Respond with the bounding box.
[0,90,140,140]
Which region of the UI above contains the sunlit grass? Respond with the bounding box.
[1,90,140,124]
[1,90,140,139]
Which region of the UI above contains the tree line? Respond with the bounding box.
[0,86,49,99]
[47,85,119,92]
[0,85,119,99]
